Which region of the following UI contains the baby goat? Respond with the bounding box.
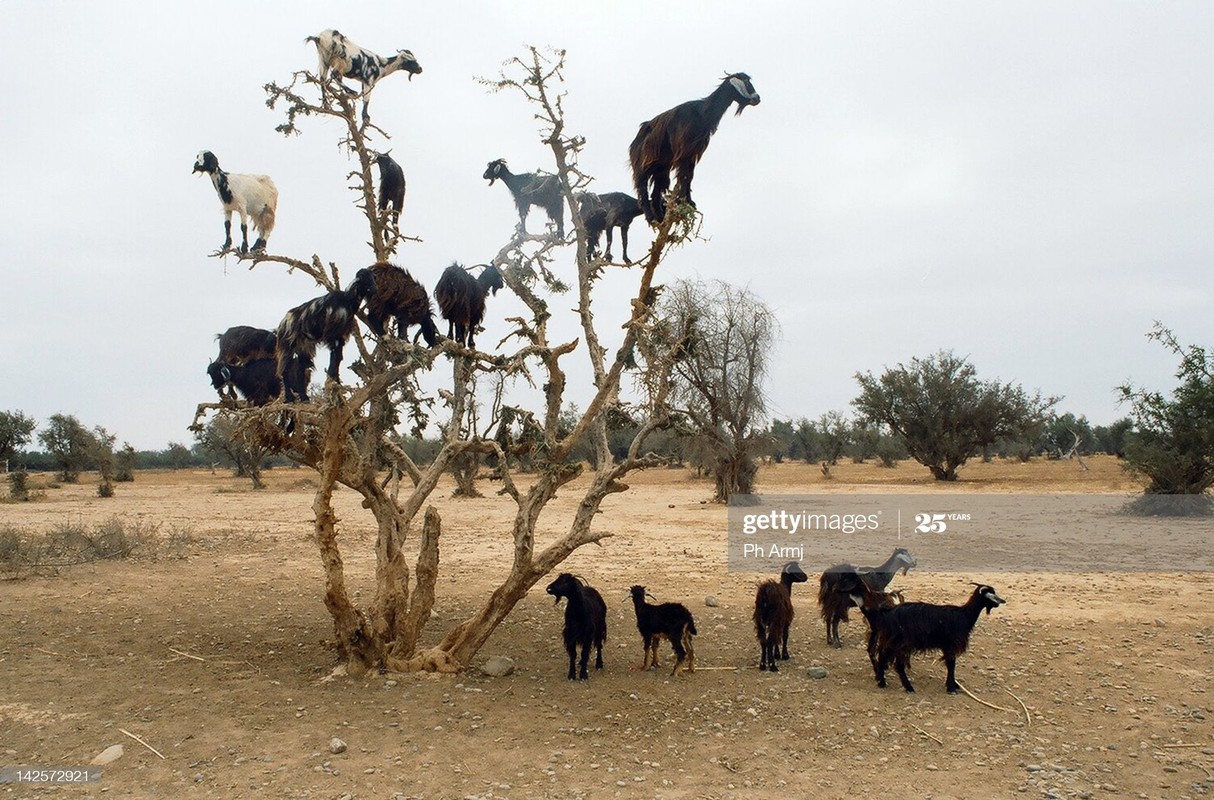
[576,191,643,262]
[629,585,697,676]
[753,560,808,672]
[868,583,1005,694]
[192,151,278,253]
[306,29,422,121]
[546,573,608,681]
[818,547,917,648]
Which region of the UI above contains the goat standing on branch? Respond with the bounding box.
[576,191,642,262]
[306,29,421,121]
[483,159,565,238]
[629,73,760,224]
[351,262,438,345]
[275,283,362,389]
[192,151,278,253]
[434,263,505,350]
[373,151,406,226]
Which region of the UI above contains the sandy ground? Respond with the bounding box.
[1,457,1212,799]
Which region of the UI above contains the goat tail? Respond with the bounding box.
[687,618,698,636]
[257,202,277,239]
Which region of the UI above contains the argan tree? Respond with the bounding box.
[192,46,698,674]
[38,414,98,483]
[854,350,1057,481]
[0,410,36,472]
[194,416,270,489]
[656,279,777,501]
[1118,323,1214,514]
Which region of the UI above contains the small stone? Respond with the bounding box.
[90,745,124,766]
[705,596,719,608]
[481,656,516,677]
[329,737,347,754]
[807,666,829,679]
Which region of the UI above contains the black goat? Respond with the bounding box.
[351,262,438,345]
[629,73,761,224]
[433,263,505,350]
[546,573,607,681]
[869,583,1005,694]
[849,582,906,672]
[373,151,406,225]
[275,284,362,388]
[819,547,917,648]
[576,191,642,262]
[483,159,564,237]
[629,585,697,676]
[216,325,277,366]
[753,560,808,672]
[205,358,281,407]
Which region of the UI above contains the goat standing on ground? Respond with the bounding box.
[819,547,917,648]
[753,560,808,672]
[434,263,505,350]
[546,573,608,681]
[275,284,362,391]
[869,583,1005,694]
[483,159,564,238]
[306,29,422,121]
[373,151,406,225]
[192,151,278,253]
[351,262,438,345]
[629,73,760,224]
[576,192,643,262]
[629,585,697,676]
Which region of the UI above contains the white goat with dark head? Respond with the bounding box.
[306,29,422,121]
[192,151,278,253]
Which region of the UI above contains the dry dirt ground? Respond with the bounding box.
[1,457,1212,799]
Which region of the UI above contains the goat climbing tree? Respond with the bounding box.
[193,46,699,675]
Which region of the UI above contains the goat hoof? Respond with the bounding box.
[946,685,960,694]
[903,686,915,693]
[831,641,843,649]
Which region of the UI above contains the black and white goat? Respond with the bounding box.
[576,191,643,262]
[373,151,406,225]
[546,573,608,681]
[868,583,1005,694]
[629,73,761,224]
[351,262,438,345]
[753,560,808,672]
[629,585,697,676]
[306,29,422,121]
[818,547,917,648]
[275,283,362,390]
[433,263,505,350]
[192,151,278,253]
[483,159,564,238]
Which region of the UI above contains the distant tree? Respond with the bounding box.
[854,351,1058,481]
[658,279,777,501]
[194,416,268,489]
[767,419,796,463]
[38,414,97,483]
[816,411,850,466]
[0,410,36,472]
[1092,417,1133,457]
[1039,412,1095,459]
[793,417,821,464]
[165,442,192,470]
[114,443,137,482]
[1118,324,1214,511]
[91,426,117,497]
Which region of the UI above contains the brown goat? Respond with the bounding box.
[753,560,807,672]
[433,263,504,350]
[629,73,760,224]
[352,262,437,345]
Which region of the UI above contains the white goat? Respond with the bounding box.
[192,151,278,254]
[305,29,422,120]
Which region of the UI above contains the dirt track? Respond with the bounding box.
[1,458,1212,799]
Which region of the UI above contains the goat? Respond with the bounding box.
[208,326,278,401]
[629,585,697,676]
[483,159,564,238]
[205,358,281,407]
[350,262,438,345]
[433,263,505,350]
[629,73,761,224]
[373,151,406,225]
[305,29,422,121]
[848,582,906,672]
[546,573,607,681]
[818,547,917,648]
[753,560,808,672]
[576,191,642,262]
[192,151,278,253]
[868,583,1005,694]
[275,284,362,389]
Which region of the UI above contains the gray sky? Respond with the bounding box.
[2,1,1211,450]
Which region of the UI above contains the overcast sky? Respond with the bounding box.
[2,1,1211,450]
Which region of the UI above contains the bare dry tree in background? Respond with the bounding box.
[654,279,777,502]
[191,46,701,675]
